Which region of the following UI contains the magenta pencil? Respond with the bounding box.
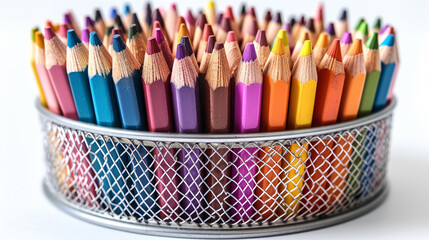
[231,43,263,223]
[142,37,179,221]
[44,27,78,120]
[154,28,173,70]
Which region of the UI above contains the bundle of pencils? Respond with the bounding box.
[31,1,399,221]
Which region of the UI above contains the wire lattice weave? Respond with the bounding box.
[40,114,392,227]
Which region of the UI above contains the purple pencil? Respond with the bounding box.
[231,43,263,223]
[170,43,203,221]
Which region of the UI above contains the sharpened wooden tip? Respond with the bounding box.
[365,33,379,50]
[347,39,363,56]
[315,32,329,49]
[272,37,285,55]
[226,31,236,42]
[326,39,342,61]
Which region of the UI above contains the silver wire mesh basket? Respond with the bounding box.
[38,98,396,238]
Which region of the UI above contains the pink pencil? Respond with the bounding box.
[44,27,78,120]
[231,43,263,223]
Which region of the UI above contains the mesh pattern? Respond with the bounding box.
[41,115,392,226]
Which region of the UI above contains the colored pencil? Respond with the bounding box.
[180,36,199,72]
[87,32,127,213]
[256,37,291,221]
[313,32,329,66]
[34,31,60,114]
[241,18,258,50]
[193,13,208,55]
[382,27,399,103]
[81,28,90,48]
[354,22,368,42]
[272,30,291,68]
[224,31,242,76]
[199,35,216,74]
[371,17,382,35]
[107,7,117,26]
[285,22,295,51]
[114,14,127,35]
[94,9,106,37]
[359,33,381,116]
[291,31,310,65]
[143,37,179,221]
[325,22,336,44]
[237,3,246,31]
[352,18,364,37]
[66,29,96,123]
[266,12,282,45]
[231,43,263,222]
[131,13,145,39]
[203,42,232,221]
[108,28,125,55]
[111,35,154,218]
[127,24,146,68]
[340,32,353,59]
[44,27,78,120]
[45,20,56,33]
[314,3,325,35]
[204,0,216,25]
[373,34,396,111]
[302,40,345,214]
[260,10,272,30]
[165,3,179,43]
[217,17,232,43]
[197,24,214,62]
[241,7,256,38]
[31,28,47,107]
[213,13,223,36]
[253,29,270,69]
[283,40,317,218]
[65,11,81,37]
[85,16,96,34]
[335,9,348,39]
[154,28,174,70]
[153,8,171,44]
[338,39,366,121]
[58,23,68,45]
[185,9,196,40]
[170,43,203,221]
[103,25,113,48]
[173,23,190,56]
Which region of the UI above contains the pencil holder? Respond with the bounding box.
[38,98,396,238]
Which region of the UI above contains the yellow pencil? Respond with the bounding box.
[280,40,317,218]
[30,27,47,106]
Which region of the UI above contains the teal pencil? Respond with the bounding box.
[66,29,96,123]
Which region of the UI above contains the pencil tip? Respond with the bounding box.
[221,17,232,32]
[242,43,257,62]
[226,31,236,42]
[273,12,282,24]
[255,30,268,46]
[357,22,368,35]
[175,43,186,59]
[180,36,194,56]
[154,28,165,43]
[81,28,90,43]
[110,7,117,19]
[327,39,342,61]
[35,31,45,48]
[305,18,315,32]
[112,34,127,52]
[325,23,336,36]
[315,32,329,49]
[31,27,39,42]
[380,34,395,47]
[373,17,382,29]
[347,39,363,56]
[276,29,289,47]
[207,35,216,52]
[365,32,379,50]
[44,27,56,40]
[128,24,138,40]
[214,41,223,51]
[354,18,365,30]
[85,16,94,28]
[340,32,352,44]
[132,13,143,33]
[95,9,103,22]
[300,40,313,57]
[202,24,214,41]
[339,9,347,21]
[224,6,235,22]
[380,24,390,34]
[196,13,208,29]
[146,37,161,54]
[272,37,285,55]
[90,32,103,46]
[67,29,81,48]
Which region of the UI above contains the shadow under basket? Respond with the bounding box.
[38,98,396,238]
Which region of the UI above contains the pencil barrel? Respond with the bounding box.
[39,99,395,226]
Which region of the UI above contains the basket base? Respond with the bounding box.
[43,179,388,238]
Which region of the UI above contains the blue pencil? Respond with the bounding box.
[373,34,396,111]
[87,32,129,215]
[66,29,96,123]
[111,34,156,220]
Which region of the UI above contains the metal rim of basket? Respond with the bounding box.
[35,98,396,143]
[43,179,388,238]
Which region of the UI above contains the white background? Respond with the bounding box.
[0,0,428,239]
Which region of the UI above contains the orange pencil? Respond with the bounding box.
[301,40,345,214]
[313,32,329,66]
[255,37,291,221]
